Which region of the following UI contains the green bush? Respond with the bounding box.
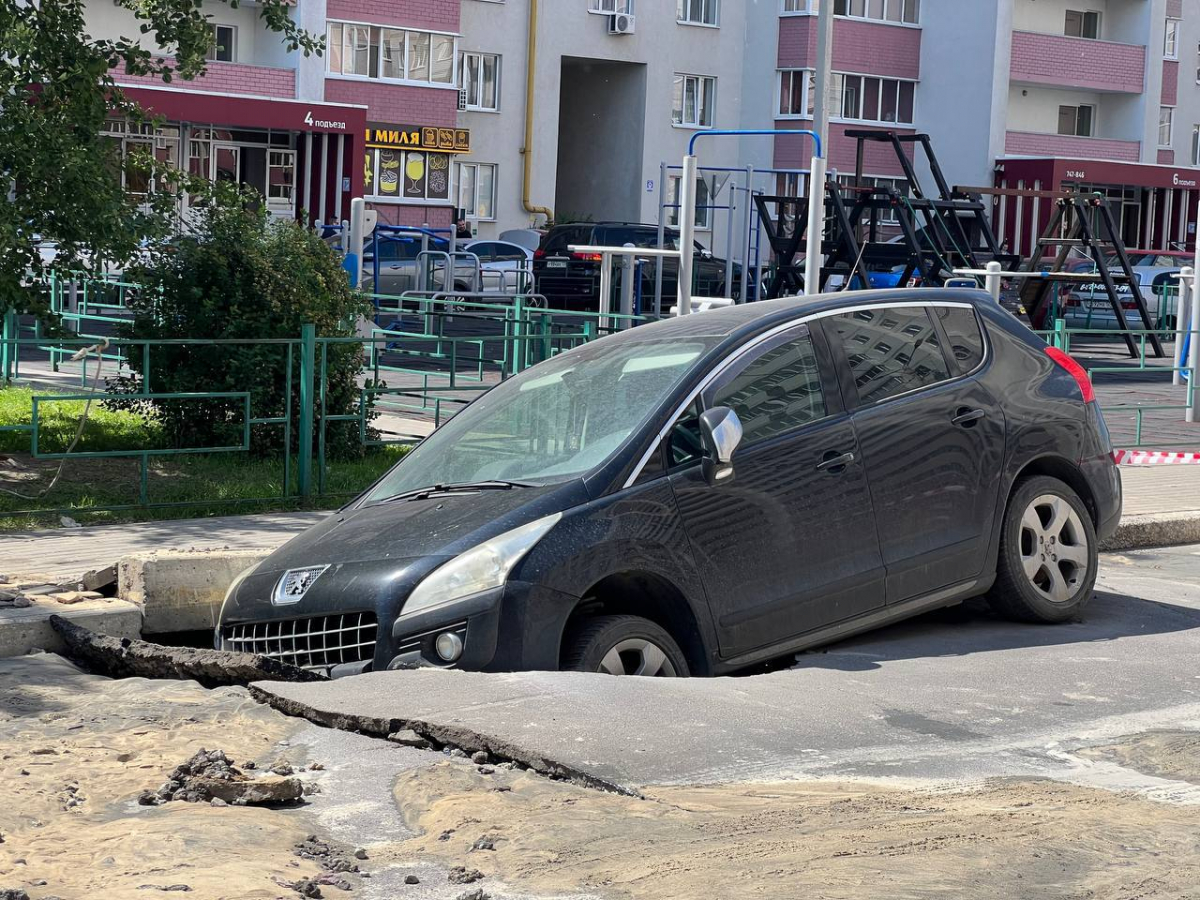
[110,186,376,460]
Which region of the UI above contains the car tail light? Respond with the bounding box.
[1045,346,1095,403]
[570,252,603,262]
[1121,300,1137,310]
[533,248,546,259]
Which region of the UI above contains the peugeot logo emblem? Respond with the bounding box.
[273,566,330,606]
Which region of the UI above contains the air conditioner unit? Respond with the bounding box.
[457,90,468,111]
[609,12,636,34]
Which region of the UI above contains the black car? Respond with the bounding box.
[217,289,1121,678]
[532,222,750,311]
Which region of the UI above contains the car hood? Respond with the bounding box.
[251,481,587,576]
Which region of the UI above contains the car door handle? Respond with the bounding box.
[816,451,856,473]
[952,408,986,427]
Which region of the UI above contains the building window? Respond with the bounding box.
[1057,104,1094,137]
[778,69,814,117]
[1159,106,1174,147]
[673,74,716,128]
[207,24,236,62]
[460,52,500,111]
[678,0,718,25]
[1192,125,1200,166]
[832,73,915,125]
[833,0,919,25]
[327,22,456,86]
[366,149,453,202]
[589,0,634,13]
[836,175,910,224]
[1064,9,1101,40]
[781,0,809,12]
[667,175,712,229]
[1165,18,1180,59]
[103,119,179,196]
[267,150,296,210]
[456,162,497,220]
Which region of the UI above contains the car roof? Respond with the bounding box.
[614,289,989,342]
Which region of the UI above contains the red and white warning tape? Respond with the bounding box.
[1113,449,1200,466]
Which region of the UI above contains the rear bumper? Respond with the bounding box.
[1081,403,1122,542]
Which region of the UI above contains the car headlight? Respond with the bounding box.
[400,513,562,620]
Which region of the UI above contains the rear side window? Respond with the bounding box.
[540,226,590,255]
[598,226,664,248]
[935,307,986,373]
[829,307,951,405]
[712,331,827,445]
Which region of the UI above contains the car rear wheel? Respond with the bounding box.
[562,615,689,677]
[987,476,1098,623]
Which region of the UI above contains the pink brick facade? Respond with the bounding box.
[1158,149,1175,165]
[774,124,915,177]
[777,17,920,79]
[112,60,295,100]
[1167,0,1183,18]
[1010,31,1145,94]
[374,203,454,229]
[1162,60,1179,106]
[1005,131,1141,163]
[324,81,458,127]
[327,0,458,33]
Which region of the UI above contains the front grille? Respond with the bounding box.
[223,612,378,671]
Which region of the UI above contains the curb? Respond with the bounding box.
[1101,511,1200,552]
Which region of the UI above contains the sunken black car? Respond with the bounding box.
[217,289,1121,678]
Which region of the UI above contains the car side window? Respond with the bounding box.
[711,330,828,446]
[830,307,952,405]
[934,307,986,373]
[469,242,497,261]
[667,400,705,468]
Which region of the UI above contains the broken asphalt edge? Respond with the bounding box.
[1101,512,1200,552]
[247,682,643,799]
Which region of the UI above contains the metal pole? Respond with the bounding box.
[619,243,636,329]
[1174,268,1190,387]
[985,261,1003,303]
[725,180,737,299]
[297,323,316,498]
[804,155,827,296]
[317,134,329,226]
[812,0,834,151]
[1188,268,1200,423]
[656,161,667,317]
[599,250,613,330]
[741,165,754,303]
[335,134,346,223]
[349,197,366,289]
[303,132,313,224]
[677,154,699,315]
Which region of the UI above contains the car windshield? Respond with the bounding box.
[363,336,714,501]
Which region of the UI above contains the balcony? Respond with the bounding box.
[1005,131,1141,163]
[1011,31,1145,95]
[111,59,297,100]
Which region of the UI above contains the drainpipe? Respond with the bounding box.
[522,0,554,224]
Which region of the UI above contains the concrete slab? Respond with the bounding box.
[0,596,142,658]
[255,545,1200,792]
[118,548,270,634]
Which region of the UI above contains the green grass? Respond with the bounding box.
[0,387,409,530]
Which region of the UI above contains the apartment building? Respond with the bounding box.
[90,0,1200,256]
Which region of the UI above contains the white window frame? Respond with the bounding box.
[1159,106,1174,148]
[589,0,634,14]
[833,0,920,25]
[207,24,236,63]
[460,51,501,111]
[667,174,713,230]
[777,68,814,118]
[326,20,458,88]
[456,161,498,221]
[780,0,810,13]
[1057,104,1095,137]
[678,0,719,26]
[672,73,717,129]
[266,150,296,213]
[1165,18,1180,59]
[1064,9,1101,40]
[830,72,916,126]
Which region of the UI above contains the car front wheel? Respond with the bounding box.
[987,476,1098,623]
[562,615,690,677]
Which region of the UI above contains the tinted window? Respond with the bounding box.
[541,226,591,255]
[935,307,986,372]
[713,331,827,445]
[467,242,499,261]
[830,307,951,404]
[494,243,529,262]
[599,226,673,249]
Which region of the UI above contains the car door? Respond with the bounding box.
[667,323,886,659]
[821,303,1005,603]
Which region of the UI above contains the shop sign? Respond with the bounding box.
[302,110,349,132]
[366,124,470,154]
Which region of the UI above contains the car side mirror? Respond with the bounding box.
[699,406,743,484]
[700,248,714,260]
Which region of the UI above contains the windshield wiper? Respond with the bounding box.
[375,480,536,504]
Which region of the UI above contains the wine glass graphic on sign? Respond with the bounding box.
[406,153,426,193]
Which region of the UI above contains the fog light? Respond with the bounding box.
[435,631,464,663]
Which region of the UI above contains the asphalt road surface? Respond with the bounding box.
[257,544,1200,794]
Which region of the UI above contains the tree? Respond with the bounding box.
[0,0,321,318]
[111,184,376,461]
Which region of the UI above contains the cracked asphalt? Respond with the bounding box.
[256,543,1200,794]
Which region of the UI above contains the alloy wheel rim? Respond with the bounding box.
[1019,494,1089,603]
[597,639,677,677]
